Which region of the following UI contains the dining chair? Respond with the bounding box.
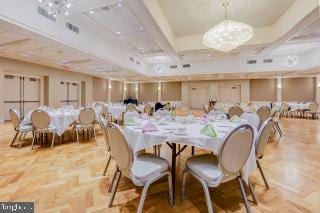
[31,110,57,150]
[181,124,257,213]
[107,123,173,212]
[270,109,282,137]
[9,109,33,148]
[241,111,260,129]
[305,102,319,119]
[144,104,153,116]
[203,104,209,114]
[123,110,140,122]
[255,118,273,189]
[99,115,114,177]
[126,103,137,111]
[256,106,271,124]
[280,103,290,118]
[74,108,97,144]
[228,106,244,118]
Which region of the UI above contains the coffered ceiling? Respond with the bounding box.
[157,0,296,37]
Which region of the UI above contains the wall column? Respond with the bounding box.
[316,76,320,103]
[123,82,127,100]
[108,79,112,103]
[157,82,161,102]
[277,77,282,102]
[135,83,139,100]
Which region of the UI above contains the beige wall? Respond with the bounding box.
[111,80,123,102]
[0,57,93,121]
[250,79,277,101]
[126,83,136,99]
[282,77,316,102]
[93,77,108,102]
[139,83,158,101]
[181,80,250,108]
[162,82,181,101]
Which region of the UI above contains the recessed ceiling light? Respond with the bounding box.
[65,11,69,16]
[89,10,94,14]
[66,3,72,8]
[138,27,144,31]
[207,54,211,57]
[116,31,121,35]
[48,2,53,7]
[117,3,122,7]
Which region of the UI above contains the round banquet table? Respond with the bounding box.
[21,109,79,136]
[108,105,145,120]
[122,118,257,203]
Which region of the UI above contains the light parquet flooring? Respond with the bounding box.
[1,117,320,212]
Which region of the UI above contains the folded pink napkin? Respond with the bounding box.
[200,113,209,122]
[141,113,149,120]
[142,121,158,132]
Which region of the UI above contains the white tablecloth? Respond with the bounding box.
[22,109,79,136]
[108,106,126,120]
[108,105,145,120]
[123,119,257,182]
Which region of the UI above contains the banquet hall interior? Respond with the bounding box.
[1,0,320,212]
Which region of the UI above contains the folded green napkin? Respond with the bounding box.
[201,124,217,138]
[124,117,138,126]
[230,115,241,123]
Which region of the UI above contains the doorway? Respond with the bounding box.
[218,85,241,103]
[58,81,80,108]
[4,74,40,120]
[189,87,208,109]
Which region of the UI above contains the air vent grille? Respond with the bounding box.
[66,22,79,34]
[170,65,178,69]
[136,60,140,65]
[247,60,257,64]
[129,57,134,62]
[38,6,56,22]
[263,59,273,63]
[183,64,191,68]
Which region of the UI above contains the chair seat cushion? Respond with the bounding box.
[130,153,169,186]
[18,124,33,132]
[186,154,223,187]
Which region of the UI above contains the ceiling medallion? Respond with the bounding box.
[203,0,253,53]
[38,0,72,17]
[284,55,300,68]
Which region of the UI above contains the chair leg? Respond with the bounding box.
[51,132,56,149]
[10,131,19,146]
[19,132,27,149]
[108,170,122,208]
[76,129,80,145]
[93,127,97,143]
[108,169,118,193]
[256,160,269,189]
[198,177,214,213]
[237,176,252,213]
[103,155,112,176]
[167,172,173,207]
[181,169,188,201]
[275,123,282,137]
[137,182,152,213]
[31,132,36,151]
[247,180,258,204]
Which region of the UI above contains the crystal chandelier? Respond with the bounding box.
[38,0,72,17]
[203,1,253,53]
[284,55,300,68]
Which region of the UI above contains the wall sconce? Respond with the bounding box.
[109,85,112,89]
[124,87,127,91]
[158,86,161,90]
[317,83,320,88]
[277,84,282,89]
[135,87,138,91]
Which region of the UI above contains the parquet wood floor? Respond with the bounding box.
[0,117,320,212]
